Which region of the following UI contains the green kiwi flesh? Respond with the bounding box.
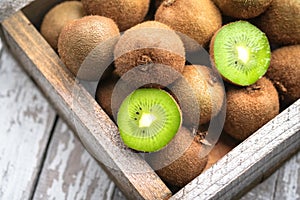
[58,16,120,80]
[211,21,271,86]
[81,0,150,31]
[256,0,300,45]
[40,1,85,50]
[212,0,273,19]
[117,88,182,152]
[224,77,279,141]
[266,45,300,107]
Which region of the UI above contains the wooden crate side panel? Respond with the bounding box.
[1,11,171,200]
[172,99,300,200]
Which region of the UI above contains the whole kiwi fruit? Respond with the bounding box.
[147,126,208,187]
[114,21,185,87]
[170,65,225,126]
[224,77,279,141]
[58,16,120,80]
[256,0,300,45]
[212,0,273,19]
[95,75,119,119]
[81,0,150,31]
[155,0,222,50]
[266,45,300,107]
[40,1,85,50]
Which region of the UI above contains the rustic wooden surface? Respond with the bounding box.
[0,0,34,21]
[33,119,118,200]
[0,37,56,199]
[0,2,300,198]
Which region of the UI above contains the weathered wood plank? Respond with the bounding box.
[33,119,126,200]
[273,151,300,200]
[0,37,56,199]
[1,11,171,200]
[241,172,278,200]
[0,0,34,21]
[172,100,300,200]
[242,149,300,200]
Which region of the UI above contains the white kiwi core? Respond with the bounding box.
[139,113,157,128]
[237,46,249,63]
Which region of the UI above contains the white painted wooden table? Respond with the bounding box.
[0,36,299,200]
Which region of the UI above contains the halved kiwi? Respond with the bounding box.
[117,88,182,152]
[210,21,271,86]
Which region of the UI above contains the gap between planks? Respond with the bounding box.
[32,118,126,200]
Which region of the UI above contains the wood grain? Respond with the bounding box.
[1,11,171,200]
[0,0,34,21]
[172,99,300,200]
[33,119,126,200]
[1,2,299,199]
[0,37,56,199]
[242,150,300,200]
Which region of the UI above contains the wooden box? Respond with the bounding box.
[0,0,299,199]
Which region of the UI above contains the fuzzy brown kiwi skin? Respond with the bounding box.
[81,0,150,31]
[148,126,208,188]
[95,75,119,119]
[224,77,279,141]
[170,65,225,126]
[266,45,300,108]
[155,0,222,50]
[212,0,273,19]
[114,21,185,87]
[40,1,85,50]
[58,16,120,80]
[255,0,300,45]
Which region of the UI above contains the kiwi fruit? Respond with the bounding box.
[170,65,225,126]
[155,0,222,50]
[224,77,279,141]
[114,21,185,87]
[40,1,85,50]
[256,0,300,45]
[117,88,182,152]
[58,16,120,80]
[266,45,300,108]
[212,0,273,19]
[210,21,271,86]
[148,126,208,187]
[95,75,119,119]
[155,0,164,9]
[81,0,150,31]
[203,133,238,170]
